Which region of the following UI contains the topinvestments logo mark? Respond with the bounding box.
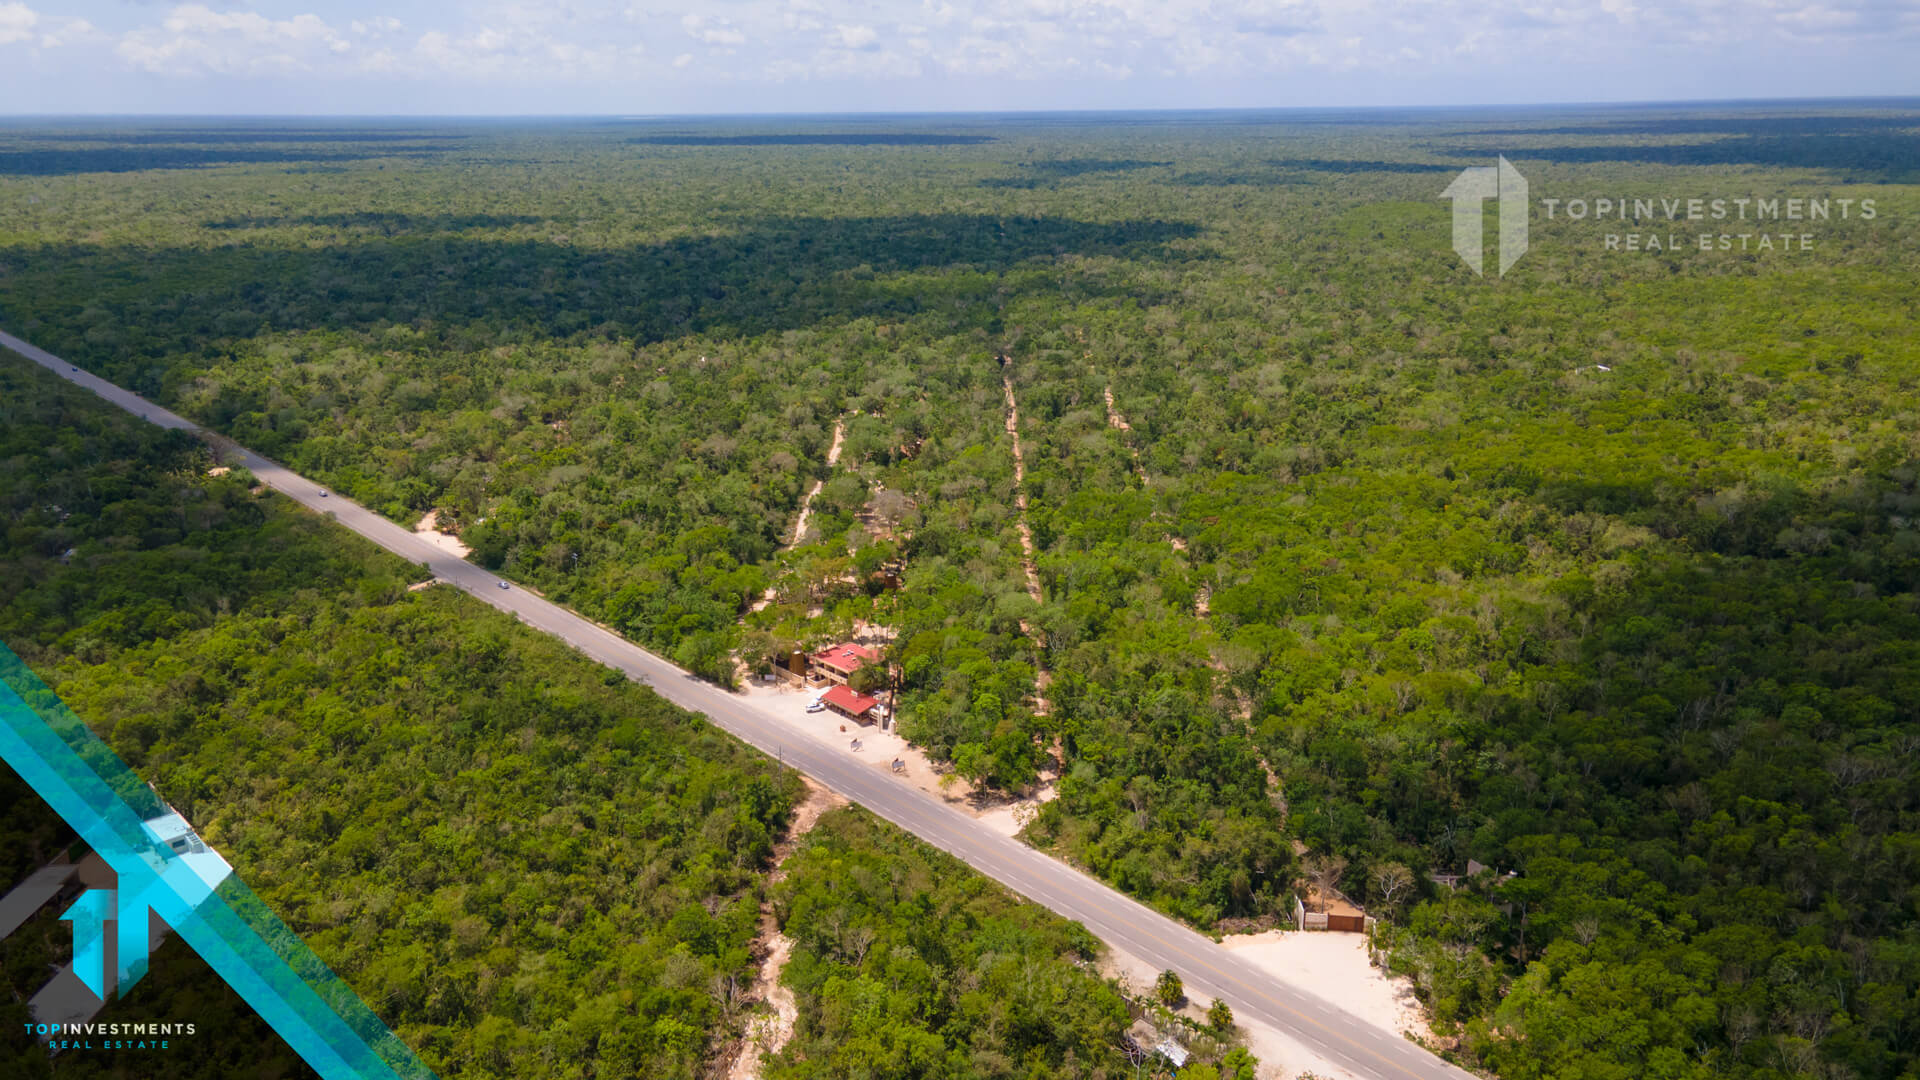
[1437,155,1877,273]
[0,642,435,1080]
[1440,156,1529,277]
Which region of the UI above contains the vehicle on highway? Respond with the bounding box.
[497,581,510,590]
[318,490,328,497]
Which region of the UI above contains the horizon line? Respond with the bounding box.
[3,93,1919,123]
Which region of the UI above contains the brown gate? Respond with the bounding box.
[1326,914,1367,933]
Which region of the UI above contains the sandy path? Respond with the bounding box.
[1096,375,1171,549]
[8,325,1477,1080]
[785,416,847,547]
[728,935,797,1080]
[789,482,826,547]
[1000,358,1051,714]
[1102,383,1151,486]
[1102,384,1132,431]
[725,781,847,1080]
[751,417,848,612]
[1001,373,1044,607]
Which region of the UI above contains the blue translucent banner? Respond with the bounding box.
[0,642,435,1080]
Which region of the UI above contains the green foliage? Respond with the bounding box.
[765,808,1132,1080]
[1220,1046,1259,1080]
[1154,969,1184,1007]
[1207,998,1233,1032]
[846,662,886,695]
[0,354,1151,1079]
[5,107,1920,1080]
[0,354,801,1078]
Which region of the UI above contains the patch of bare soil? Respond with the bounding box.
[718,781,846,1080]
[413,509,471,558]
[1000,358,1051,715]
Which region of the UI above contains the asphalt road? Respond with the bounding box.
[4,328,1478,1080]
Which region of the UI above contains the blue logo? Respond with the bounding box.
[1,642,435,1080]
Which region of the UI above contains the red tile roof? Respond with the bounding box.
[821,684,879,716]
[812,642,880,673]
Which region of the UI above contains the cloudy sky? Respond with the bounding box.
[0,1,1913,114]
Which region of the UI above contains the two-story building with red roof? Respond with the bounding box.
[809,642,879,686]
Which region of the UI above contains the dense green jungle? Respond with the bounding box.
[2,103,1919,1079]
[0,352,1168,1079]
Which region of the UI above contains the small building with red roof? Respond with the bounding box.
[821,684,880,724]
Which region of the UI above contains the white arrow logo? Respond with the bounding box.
[1440,156,1528,276]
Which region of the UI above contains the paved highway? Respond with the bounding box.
[4,328,1477,1080]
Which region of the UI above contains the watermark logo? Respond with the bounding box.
[1434,159,1879,267]
[61,887,155,1001]
[1543,194,1876,253]
[1440,156,1529,276]
[0,642,435,1079]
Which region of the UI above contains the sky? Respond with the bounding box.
[0,1,1914,115]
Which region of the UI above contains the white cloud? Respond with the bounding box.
[23,10,93,48]
[0,2,37,46]
[681,13,746,45]
[350,16,405,36]
[37,18,93,48]
[832,23,877,49]
[117,5,350,75]
[395,8,663,81]
[111,3,659,82]
[160,5,345,48]
[42,0,1917,98]
[39,18,87,48]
